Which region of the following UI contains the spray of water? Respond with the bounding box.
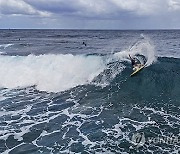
[113,35,157,66]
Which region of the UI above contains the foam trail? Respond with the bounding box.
[0,54,106,92]
[113,36,157,66]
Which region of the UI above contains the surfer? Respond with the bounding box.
[83,41,87,46]
[129,54,143,71]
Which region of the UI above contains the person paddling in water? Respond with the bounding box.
[129,54,143,71]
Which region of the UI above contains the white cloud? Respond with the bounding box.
[0,0,180,29]
[0,0,50,16]
[1,0,180,18]
[168,0,180,11]
[22,0,180,18]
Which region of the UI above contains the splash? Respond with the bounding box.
[113,35,157,66]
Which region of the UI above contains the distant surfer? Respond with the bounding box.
[129,54,143,71]
[83,41,87,46]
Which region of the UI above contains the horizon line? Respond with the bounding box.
[0,28,180,31]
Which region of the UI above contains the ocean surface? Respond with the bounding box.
[0,29,180,154]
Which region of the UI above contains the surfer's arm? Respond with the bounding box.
[129,54,132,60]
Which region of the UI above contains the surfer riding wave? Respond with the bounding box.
[129,54,143,71]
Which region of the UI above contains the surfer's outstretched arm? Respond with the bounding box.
[129,54,133,61]
[129,54,138,67]
[129,54,132,59]
[129,54,134,62]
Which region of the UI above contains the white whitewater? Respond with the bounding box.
[0,54,106,92]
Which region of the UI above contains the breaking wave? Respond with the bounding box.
[0,38,157,92]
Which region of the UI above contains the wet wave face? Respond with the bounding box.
[0,30,180,153]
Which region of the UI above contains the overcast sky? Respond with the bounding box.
[0,0,180,29]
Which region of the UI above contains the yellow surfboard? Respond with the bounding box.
[130,65,145,77]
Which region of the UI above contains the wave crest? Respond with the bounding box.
[0,54,106,92]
